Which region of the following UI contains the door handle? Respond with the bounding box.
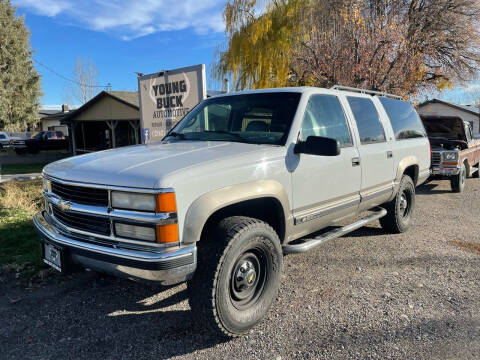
[387,151,393,158]
[352,157,361,166]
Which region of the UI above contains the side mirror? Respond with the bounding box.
[294,136,340,156]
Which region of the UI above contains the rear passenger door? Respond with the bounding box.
[292,94,361,229]
[345,95,394,209]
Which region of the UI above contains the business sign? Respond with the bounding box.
[138,64,206,143]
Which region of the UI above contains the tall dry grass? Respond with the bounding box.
[0,179,43,215]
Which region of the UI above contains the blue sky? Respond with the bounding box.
[13,0,227,107]
[11,0,480,107]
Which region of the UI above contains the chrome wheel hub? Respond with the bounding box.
[234,260,257,290]
[400,194,408,214]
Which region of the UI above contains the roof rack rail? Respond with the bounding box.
[331,85,403,100]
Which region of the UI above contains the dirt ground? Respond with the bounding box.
[1,178,480,360]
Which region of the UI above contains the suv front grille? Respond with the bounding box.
[431,152,441,165]
[51,181,109,207]
[52,206,111,236]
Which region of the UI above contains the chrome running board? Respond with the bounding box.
[283,207,387,254]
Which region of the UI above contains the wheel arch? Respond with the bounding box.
[395,156,419,185]
[182,180,292,245]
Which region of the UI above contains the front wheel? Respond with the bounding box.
[380,175,415,233]
[187,216,283,337]
[451,162,466,193]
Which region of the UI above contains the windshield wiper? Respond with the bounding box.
[165,131,186,139]
[203,130,251,142]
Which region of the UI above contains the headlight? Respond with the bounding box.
[114,222,156,241]
[42,177,51,193]
[111,191,177,213]
[111,191,156,211]
[442,152,458,161]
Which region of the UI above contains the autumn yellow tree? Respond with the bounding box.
[216,0,480,97]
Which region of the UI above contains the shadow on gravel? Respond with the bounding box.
[1,273,227,359]
[416,183,452,195]
[347,226,385,238]
[307,316,480,358]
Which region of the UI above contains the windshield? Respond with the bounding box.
[164,92,301,145]
[31,132,44,139]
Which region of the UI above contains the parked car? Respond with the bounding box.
[12,131,68,154]
[0,131,22,150]
[421,115,480,192]
[34,86,430,337]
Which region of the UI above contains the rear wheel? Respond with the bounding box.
[380,175,415,233]
[451,162,466,192]
[187,216,283,337]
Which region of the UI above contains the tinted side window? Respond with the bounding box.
[379,97,426,140]
[347,97,386,144]
[300,95,352,147]
[0,134,5,139]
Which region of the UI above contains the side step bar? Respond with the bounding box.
[283,207,387,254]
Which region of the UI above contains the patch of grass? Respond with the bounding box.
[449,240,480,255]
[0,208,45,276]
[1,163,48,175]
[0,179,45,276]
[0,179,43,213]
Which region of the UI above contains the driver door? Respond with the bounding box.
[292,94,361,234]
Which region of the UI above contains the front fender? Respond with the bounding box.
[182,180,292,244]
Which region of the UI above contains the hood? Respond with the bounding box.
[421,116,466,140]
[44,141,276,189]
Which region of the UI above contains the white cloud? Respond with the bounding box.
[15,0,72,17]
[13,0,226,39]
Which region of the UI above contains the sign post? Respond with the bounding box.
[138,64,206,143]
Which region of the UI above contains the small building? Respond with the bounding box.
[62,89,226,155]
[62,91,141,155]
[39,105,71,135]
[418,99,480,133]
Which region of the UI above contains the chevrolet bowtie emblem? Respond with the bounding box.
[58,200,72,212]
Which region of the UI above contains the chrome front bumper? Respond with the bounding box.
[33,211,197,285]
[431,166,460,176]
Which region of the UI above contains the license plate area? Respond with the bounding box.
[43,242,63,272]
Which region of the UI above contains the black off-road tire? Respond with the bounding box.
[451,162,466,193]
[380,175,415,234]
[187,216,283,338]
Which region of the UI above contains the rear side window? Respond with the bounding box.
[347,97,386,144]
[300,94,352,147]
[0,134,5,139]
[379,97,426,140]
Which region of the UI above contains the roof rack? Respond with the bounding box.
[331,85,403,100]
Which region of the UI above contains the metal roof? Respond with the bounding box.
[418,98,480,116]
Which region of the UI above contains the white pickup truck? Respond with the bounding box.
[0,131,22,149]
[34,86,430,337]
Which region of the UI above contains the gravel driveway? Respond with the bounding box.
[1,178,480,359]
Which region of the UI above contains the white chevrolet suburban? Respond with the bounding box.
[34,86,430,337]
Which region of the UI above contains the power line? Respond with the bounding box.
[33,58,111,89]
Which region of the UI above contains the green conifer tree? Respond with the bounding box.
[0,0,41,131]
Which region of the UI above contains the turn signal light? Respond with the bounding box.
[156,192,177,213]
[442,161,458,166]
[156,224,179,244]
